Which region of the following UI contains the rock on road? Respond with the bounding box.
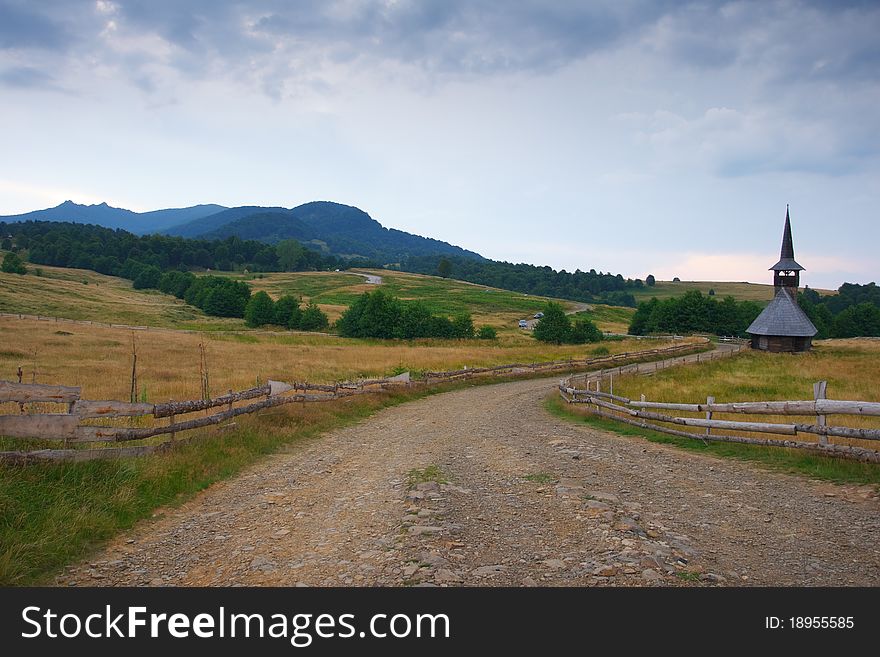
[62,375,880,587]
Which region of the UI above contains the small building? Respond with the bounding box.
[746,207,817,352]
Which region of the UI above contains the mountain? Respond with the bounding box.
[3,199,483,263]
[0,201,227,234]
[169,201,484,263]
[162,205,290,238]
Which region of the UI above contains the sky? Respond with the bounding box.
[1,1,878,290]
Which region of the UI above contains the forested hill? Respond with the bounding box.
[167,201,484,263]
[0,201,226,234]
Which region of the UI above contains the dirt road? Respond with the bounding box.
[61,368,879,587]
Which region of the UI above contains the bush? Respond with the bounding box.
[477,326,497,340]
[533,303,571,344]
[299,302,329,331]
[534,303,603,345]
[244,291,276,327]
[569,318,603,343]
[1,252,27,275]
[336,289,475,339]
[273,295,302,329]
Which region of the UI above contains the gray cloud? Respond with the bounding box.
[0,65,55,88]
[0,0,75,50]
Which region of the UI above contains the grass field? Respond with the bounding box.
[217,268,598,335]
[556,338,880,453]
[0,317,685,403]
[630,280,836,305]
[0,263,242,330]
[1,263,631,338]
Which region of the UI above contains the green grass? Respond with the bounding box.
[545,395,880,486]
[0,385,436,586]
[407,465,448,486]
[629,280,836,305]
[523,472,556,484]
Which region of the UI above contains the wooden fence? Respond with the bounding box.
[559,374,880,463]
[0,341,710,463]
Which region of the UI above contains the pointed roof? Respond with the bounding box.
[770,206,804,271]
[747,288,817,337]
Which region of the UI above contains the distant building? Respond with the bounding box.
[746,207,817,352]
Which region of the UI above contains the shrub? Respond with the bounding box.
[273,295,302,329]
[533,303,571,344]
[336,289,475,339]
[1,252,27,274]
[299,302,329,331]
[244,291,276,327]
[477,326,497,340]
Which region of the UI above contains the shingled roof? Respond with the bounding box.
[747,288,817,337]
[770,206,804,272]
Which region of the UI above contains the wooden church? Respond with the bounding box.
[746,207,817,352]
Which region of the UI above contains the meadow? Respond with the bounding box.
[0,316,679,403]
[555,338,880,453]
[630,280,835,305]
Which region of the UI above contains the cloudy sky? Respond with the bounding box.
[1,1,878,288]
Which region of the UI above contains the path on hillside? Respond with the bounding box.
[61,351,879,587]
[351,271,383,285]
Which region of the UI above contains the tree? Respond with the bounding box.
[244,290,275,327]
[646,274,656,286]
[132,265,162,289]
[276,239,306,272]
[450,312,475,339]
[533,303,571,344]
[477,326,497,340]
[569,318,603,343]
[273,295,302,329]
[299,302,329,331]
[1,251,26,274]
[1,238,12,251]
[437,257,452,278]
[708,288,715,296]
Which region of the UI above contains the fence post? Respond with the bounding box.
[706,396,714,437]
[609,372,613,398]
[814,381,828,445]
[169,404,176,444]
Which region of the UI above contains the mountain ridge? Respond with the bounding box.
[0,201,228,234]
[1,200,484,264]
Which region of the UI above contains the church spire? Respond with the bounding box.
[770,205,804,272]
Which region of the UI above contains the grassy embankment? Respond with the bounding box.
[629,279,836,305]
[548,339,880,484]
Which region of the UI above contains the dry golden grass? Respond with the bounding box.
[0,316,685,403]
[0,264,240,330]
[603,339,880,451]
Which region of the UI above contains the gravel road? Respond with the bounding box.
[60,366,880,587]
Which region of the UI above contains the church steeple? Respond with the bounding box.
[770,205,804,293]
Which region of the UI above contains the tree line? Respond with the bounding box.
[628,291,763,337]
[398,255,649,308]
[335,289,495,340]
[800,283,880,338]
[1,220,350,275]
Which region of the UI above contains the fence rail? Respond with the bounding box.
[559,373,880,463]
[0,340,711,463]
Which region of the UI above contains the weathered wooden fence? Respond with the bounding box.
[0,341,710,463]
[559,374,880,463]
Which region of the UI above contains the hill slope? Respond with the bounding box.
[0,201,227,234]
[171,201,484,263]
